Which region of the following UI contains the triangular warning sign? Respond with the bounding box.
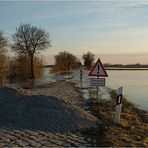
[88,58,108,77]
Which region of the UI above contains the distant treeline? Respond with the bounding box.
[104,63,148,68]
[44,63,148,69]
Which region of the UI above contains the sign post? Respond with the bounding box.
[97,65,100,102]
[114,87,123,124]
[88,58,108,103]
[80,68,83,88]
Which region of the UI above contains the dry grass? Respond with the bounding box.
[0,53,8,85]
[81,89,148,147]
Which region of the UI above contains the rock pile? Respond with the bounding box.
[0,82,97,133]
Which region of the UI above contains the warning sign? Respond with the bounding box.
[88,58,108,77]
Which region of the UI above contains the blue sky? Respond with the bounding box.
[1,1,148,64]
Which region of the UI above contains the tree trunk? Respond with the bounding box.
[30,55,34,79]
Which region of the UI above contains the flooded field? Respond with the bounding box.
[40,68,148,111]
[106,70,148,111]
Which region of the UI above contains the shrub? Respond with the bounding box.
[0,53,8,85]
[8,55,42,82]
[51,51,81,75]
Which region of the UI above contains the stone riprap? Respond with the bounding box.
[0,129,93,147]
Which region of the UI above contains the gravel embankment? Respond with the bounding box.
[0,82,97,132]
[0,81,98,147]
[34,81,84,107]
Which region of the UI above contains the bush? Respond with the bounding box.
[51,51,81,75]
[82,51,95,70]
[0,53,8,85]
[8,55,42,82]
[0,31,8,85]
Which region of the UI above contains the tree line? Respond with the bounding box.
[104,63,148,68]
[0,24,95,85]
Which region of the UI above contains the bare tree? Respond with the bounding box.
[51,51,81,75]
[82,51,95,69]
[12,24,51,79]
[0,31,7,52]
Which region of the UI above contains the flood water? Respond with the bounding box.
[40,68,148,111]
[106,70,148,111]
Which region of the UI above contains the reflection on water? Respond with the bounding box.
[106,70,148,111]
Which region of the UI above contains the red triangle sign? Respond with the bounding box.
[88,58,108,77]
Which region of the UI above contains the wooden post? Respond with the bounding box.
[114,87,123,124]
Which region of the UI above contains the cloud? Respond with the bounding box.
[2,1,148,56]
[51,26,148,55]
[22,1,148,21]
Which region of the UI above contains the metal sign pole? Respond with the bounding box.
[96,84,99,102]
[80,68,83,88]
[96,65,100,102]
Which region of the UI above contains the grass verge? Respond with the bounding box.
[81,89,148,147]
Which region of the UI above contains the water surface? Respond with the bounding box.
[40,68,148,111]
[106,70,148,111]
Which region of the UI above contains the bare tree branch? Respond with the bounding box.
[0,31,7,52]
[12,24,51,79]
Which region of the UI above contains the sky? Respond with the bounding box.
[1,1,148,64]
